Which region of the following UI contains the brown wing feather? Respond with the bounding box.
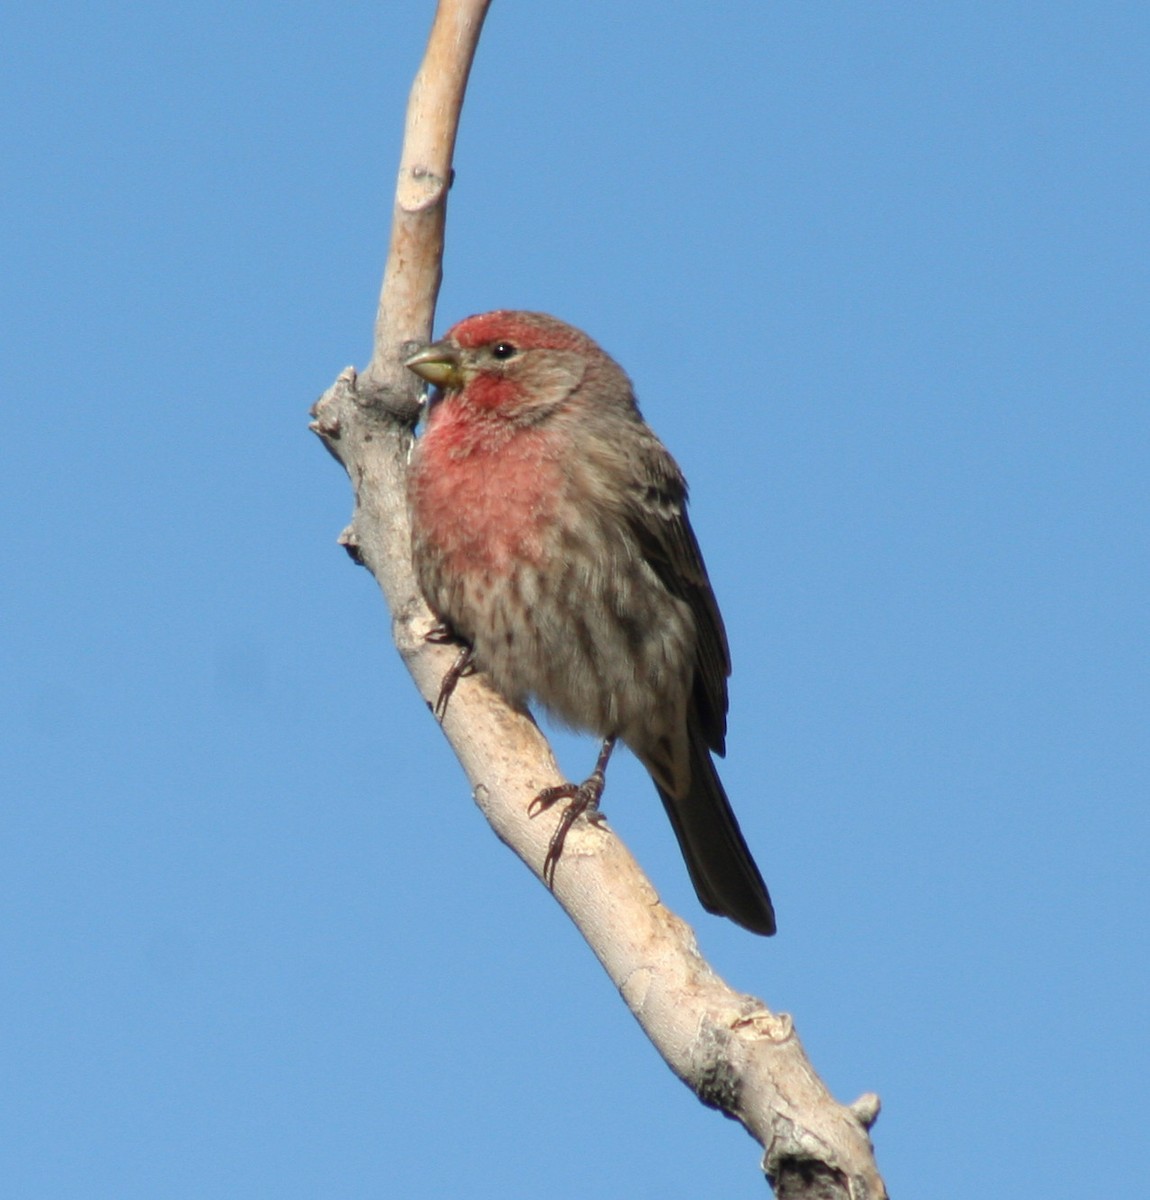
[623,434,731,755]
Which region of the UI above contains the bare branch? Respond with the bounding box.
[309,3,887,1195]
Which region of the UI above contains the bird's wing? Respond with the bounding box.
[623,432,731,755]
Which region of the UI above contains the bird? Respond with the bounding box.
[404,310,775,935]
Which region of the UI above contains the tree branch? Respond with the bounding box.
[309,3,887,1195]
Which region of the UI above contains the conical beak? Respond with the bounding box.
[405,341,464,390]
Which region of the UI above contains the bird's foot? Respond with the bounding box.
[528,736,617,886]
[529,778,608,887]
[425,623,475,718]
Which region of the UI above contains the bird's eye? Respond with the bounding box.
[490,341,518,360]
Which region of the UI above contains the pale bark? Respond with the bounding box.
[309,2,887,1195]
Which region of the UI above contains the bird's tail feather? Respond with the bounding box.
[653,725,776,936]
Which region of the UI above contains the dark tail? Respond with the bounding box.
[653,725,776,936]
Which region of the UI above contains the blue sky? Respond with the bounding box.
[3,2,1147,1196]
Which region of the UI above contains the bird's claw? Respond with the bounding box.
[530,772,609,888]
[528,735,618,886]
[426,623,475,718]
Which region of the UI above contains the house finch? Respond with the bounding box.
[405,311,776,936]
